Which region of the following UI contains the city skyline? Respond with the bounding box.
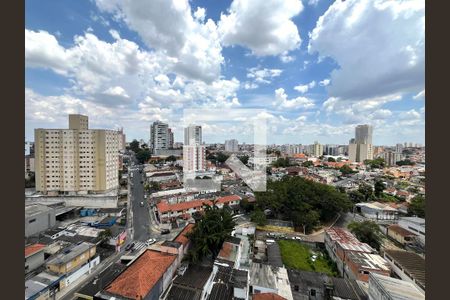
[25,0,424,145]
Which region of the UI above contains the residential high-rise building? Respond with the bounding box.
[34,114,120,195]
[168,128,174,149]
[183,125,205,172]
[184,125,202,146]
[312,141,324,157]
[349,124,374,162]
[396,143,404,154]
[118,128,126,151]
[382,151,403,167]
[150,121,169,154]
[225,139,239,152]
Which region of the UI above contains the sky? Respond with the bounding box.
[25,0,425,146]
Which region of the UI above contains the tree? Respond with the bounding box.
[348,221,382,250]
[302,161,313,168]
[25,172,35,188]
[358,183,374,201]
[250,209,267,226]
[217,152,230,164]
[327,157,336,162]
[238,155,249,165]
[240,198,254,213]
[98,229,113,245]
[165,155,177,162]
[136,149,151,164]
[348,190,365,203]
[273,158,290,168]
[185,202,236,263]
[374,180,386,198]
[408,195,425,218]
[129,139,140,153]
[150,181,161,192]
[339,165,354,176]
[365,158,385,169]
[396,159,415,166]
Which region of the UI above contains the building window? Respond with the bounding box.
[310,289,316,296]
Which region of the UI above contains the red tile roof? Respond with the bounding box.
[388,225,417,237]
[217,242,233,261]
[25,244,45,258]
[174,223,194,247]
[105,250,176,299]
[253,293,287,300]
[157,195,241,214]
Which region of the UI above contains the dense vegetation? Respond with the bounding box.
[396,159,415,166]
[254,177,352,233]
[348,220,383,250]
[272,157,293,168]
[302,161,314,168]
[339,164,356,175]
[25,172,35,188]
[364,157,386,169]
[250,209,267,226]
[408,195,425,218]
[129,139,152,164]
[185,202,236,263]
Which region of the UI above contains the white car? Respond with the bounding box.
[145,238,156,246]
[311,255,318,262]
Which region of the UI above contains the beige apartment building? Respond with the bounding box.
[34,115,120,195]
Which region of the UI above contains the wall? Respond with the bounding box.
[47,246,96,275]
[59,256,100,289]
[383,254,425,293]
[26,196,118,208]
[25,208,56,237]
[26,251,45,273]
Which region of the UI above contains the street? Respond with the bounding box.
[129,168,152,241]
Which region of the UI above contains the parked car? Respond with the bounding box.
[125,242,135,251]
[145,238,156,246]
[161,229,170,235]
[140,201,144,207]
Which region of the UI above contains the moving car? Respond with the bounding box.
[145,238,156,246]
[140,201,144,207]
[161,229,170,235]
[125,242,135,251]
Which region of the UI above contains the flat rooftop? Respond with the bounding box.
[325,227,374,253]
[46,242,94,266]
[75,263,126,298]
[25,204,53,217]
[173,264,213,289]
[347,252,390,272]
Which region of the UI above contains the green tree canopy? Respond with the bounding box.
[327,157,336,162]
[250,209,267,226]
[165,155,177,162]
[396,159,415,166]
[238,155,249,165]
[129,139,140,153]
[364,158,385,169]
[348,190,365,203]
[302,161,314,168]
[135,149,152,164]
[348,220,382,250]
[273,158,291,168]
[185,202,236,263]
[339,165,354,176]
[408,195,425,218]
[254,177,352,234]
[358,183,374,201]
[374,180,386,198]
[217,152,230,164]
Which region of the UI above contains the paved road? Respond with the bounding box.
[130,168,151,242]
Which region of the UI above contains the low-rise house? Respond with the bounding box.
[249,263,293,300]
[325,228,376,276]
[216,237,242,269]
[343,252,390,282]
[287,269,368,300]
[383,249,425,293]
[98,249,178,300]
[368,273,425,300]
[25,271,62,300]
[164,265,214,300]
[386,224,417,246]
[45,242,96,275]
[173,223,195,257]
[146,171,177,183]
[355,202,398,220]
[25,243,46,273]
[398,217,425,246]
[206,265,249,300]
[157,195,241,222]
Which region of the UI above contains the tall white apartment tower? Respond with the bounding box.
[349,124,374,162]
[183,125,206,172]
[184,125,202,146]
[34,114,120,195]
[150,121,169,154]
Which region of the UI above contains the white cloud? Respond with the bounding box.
[413,89,425,100]
[247,66,283,84]
[369,109,392,120]
[219,0,303,56]
[400,109,421,120]
[94,0,223,83]
[309,0,424,100]
[294,81,316,93]
[319,78,330,86]
[274,88,315,110]
[280,51,296,63]
[308,0,320,6]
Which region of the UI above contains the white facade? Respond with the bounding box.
[349,125,374,162]
[312,141,323,157]
[398,217,425,245]
[184,125,202,146]
[150,121,169,153]
[382,151,403,166]
[34,115,120,195]
[225,139,239,152]
[248,156,278,167]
